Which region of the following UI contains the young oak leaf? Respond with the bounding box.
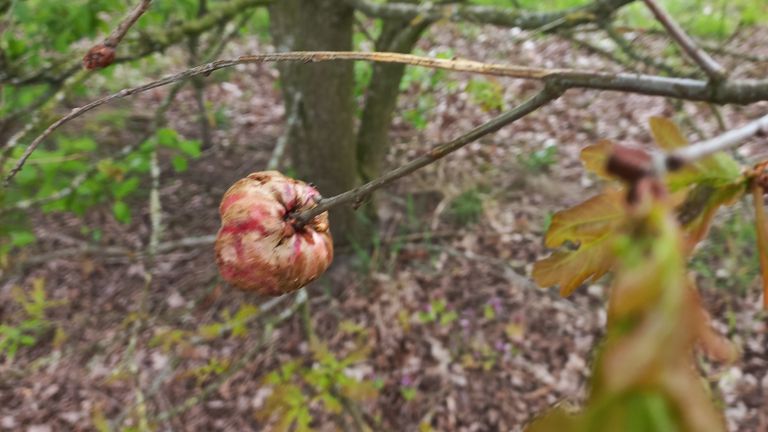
[529,201,727,432]
[677,182,746,253]
[580,139,615,179]
[533,189,625,296]
[649,117,741,190]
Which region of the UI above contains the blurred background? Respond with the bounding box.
[1,0,767,430]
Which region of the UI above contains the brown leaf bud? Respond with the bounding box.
[605,144,653,183]
[83,43,116,70]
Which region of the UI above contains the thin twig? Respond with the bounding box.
[602,23,685,76]
[148,149,163,256]
[292,86,562,225]
[669,113,768,166]
[641,0,726,80]
[6,0,269,86]
[7,50,768,184]
[268,93,302,171]
[0,69,89,171]
[0,80,186,215]
[82,0,154,69]
[107,0,153,48]
[345,0,634,30]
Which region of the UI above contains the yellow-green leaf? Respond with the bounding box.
[649,116,687,150]
[580,139,614,178]
[677,183,746,252]
[649,117,741,190]
[533,234,616,296]
[545,189,625,248]
[535,190,625,296]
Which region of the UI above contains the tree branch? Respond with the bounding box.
[6,50,768,184]
[106,0,153,48]
[669,113,768,166]
[641,0,726,81]
[83,0,153,70]
[345,0,635,30]
[3,0,271,86]
[292,86,563,226]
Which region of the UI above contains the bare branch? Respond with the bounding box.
[345,0,635,30]
[292,86,563,226]
[6,50,768,184]
[641,0,726,81]
[268,94,302,171]
[669,114,768,166]
[105,0,153,48]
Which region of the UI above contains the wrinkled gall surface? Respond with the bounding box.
[215,171,333,296]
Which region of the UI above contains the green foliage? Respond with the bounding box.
[151,303,262,352]
[447,189,484,226]
[692,203,760,293]
[0,127,202,256]
[0,278,65,362]
[528,116,763,432]
[619,0,768,38]
[183,357,231,386]
[518,145,559,173]
[399,48,457,130]
[531,200,731,432]
[535,117,748,295]
[466,78,506,112]
[256,327,378,431]
[417,299,458,326]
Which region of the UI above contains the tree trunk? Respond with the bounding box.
[356,10,430,183]
[268,0,361,244]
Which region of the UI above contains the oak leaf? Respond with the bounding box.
[533,189,625,296]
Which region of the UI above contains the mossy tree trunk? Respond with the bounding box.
[268,0,362,244]
[269,0,432,245]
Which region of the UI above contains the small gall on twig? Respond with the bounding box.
[82,0,152,70]
[83,44,116,70]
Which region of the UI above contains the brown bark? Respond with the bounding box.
[268,0,362,244]
[357,7,430,182]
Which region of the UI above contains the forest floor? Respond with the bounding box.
[2,21,768,432]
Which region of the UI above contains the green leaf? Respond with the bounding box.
[319,394,342,414]
[534,190,625,296]
[177,139,201,158]
[112,201,131,224]
[156,128,179,147]
[111,178,140,199]
[544,189,625,248]
[580,139,615,178]
[61,137,97,152]
[483,305,495,320]
[440,310,458,326]
[401,387,417,401]
[10,230,36,247]
[678,182,746,251]
[171,155,188,172]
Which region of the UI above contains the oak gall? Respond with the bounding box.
[215,171,333,296]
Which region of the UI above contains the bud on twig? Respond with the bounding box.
[83,44,116,70]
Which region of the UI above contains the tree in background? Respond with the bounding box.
[2,0,768,430]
